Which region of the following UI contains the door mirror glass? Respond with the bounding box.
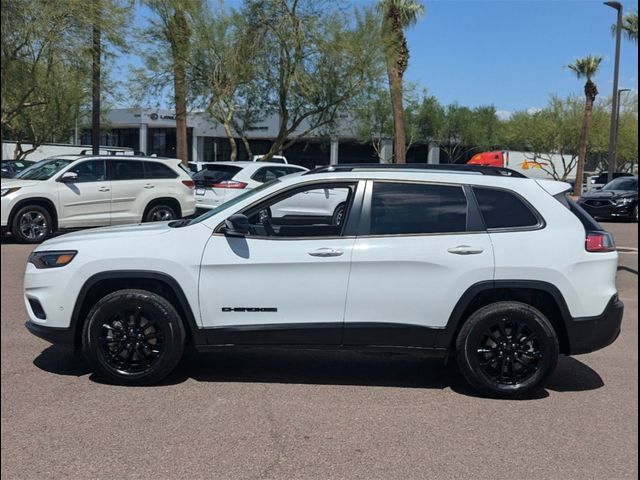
[58,171,78,183]
[223,214,250,236]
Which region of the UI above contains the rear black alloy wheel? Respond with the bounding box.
[82,289,185,385]
[11,205,53,243]
[145,204,177,222]
[456,301,559,398]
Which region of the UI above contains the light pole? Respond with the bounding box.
[604,1,623,183]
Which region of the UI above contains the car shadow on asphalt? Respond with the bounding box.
[618,265,638,276]
[32,346,604,400]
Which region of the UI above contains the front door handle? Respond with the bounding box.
[98,186,110,192]
[447,245,485,255]
[308,248,344,257]
[144,184,155,189]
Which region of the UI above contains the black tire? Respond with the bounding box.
[455,301,559,398]
[332,203,346,226]
[144,204,177,222]
[82,289,185,385]
[10,205,53,244]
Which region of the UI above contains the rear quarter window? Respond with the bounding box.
[144,161,178,179]
[473,187,540,229]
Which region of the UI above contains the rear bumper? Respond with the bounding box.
[566,295,624,355]
[25,321,74,346]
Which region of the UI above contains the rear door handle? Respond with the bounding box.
[144,184,155,189]
[447,245,485,255]
[98,186,110,192]
[308,248,344,257]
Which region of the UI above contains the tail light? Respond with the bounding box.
[182,180,195,189]
[211,180,247,189]
[586,232,616,252]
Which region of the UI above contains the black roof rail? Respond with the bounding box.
[304,163,528,178]
[79,149,146,156]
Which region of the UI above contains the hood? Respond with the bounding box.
[37,222,174,250]
[0,178,43,189]
[581,189,637,200]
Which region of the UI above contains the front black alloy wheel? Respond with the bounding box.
[82,289,185,385]
[11,205,53,243]
[456,301,559,398]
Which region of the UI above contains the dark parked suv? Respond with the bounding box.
[578,176,638,222]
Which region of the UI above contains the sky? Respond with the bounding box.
[119,0,639,117]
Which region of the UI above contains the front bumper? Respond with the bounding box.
[566,295,624,355]
[578,201,636,219]
[25,320,74,346]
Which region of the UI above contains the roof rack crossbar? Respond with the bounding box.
[304,163,527,178]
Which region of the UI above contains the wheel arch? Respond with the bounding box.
[71,271,204,350]
[438,280,572,354]
[143,197,182,220]
[9,197,59,230]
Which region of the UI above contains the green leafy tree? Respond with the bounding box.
[567,55,603,195]
[377,0,424,164]
[613,11,638,45]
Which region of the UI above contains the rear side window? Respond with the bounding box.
[111,160,145,180]
[370,182,468,235]
[193,165,242,184]
[144,161,178,179]
[473,187,539,229]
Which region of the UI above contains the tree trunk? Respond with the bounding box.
[573,95,595,196]
[387,62,406,164]
[170,10,190,165]
[222,121,238,161]
[240,135,253,160]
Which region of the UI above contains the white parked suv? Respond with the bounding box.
[1,155,196,243]
[24,164,623,397]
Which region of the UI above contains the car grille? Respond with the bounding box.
[585,199,615,208]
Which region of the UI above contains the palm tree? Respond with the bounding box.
[378,0,424,164]
[567,55,603,196]
[613,11,638,44]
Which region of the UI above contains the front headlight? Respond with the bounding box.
[1,187,20,197]
[616,197,635,205]
[28,250,77,269]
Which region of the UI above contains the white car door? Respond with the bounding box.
[198,181,361,345]
[108,160,150,224]
[343,180,495,348]
[56,159,112,228]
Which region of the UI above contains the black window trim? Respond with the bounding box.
[357,179,486,238]
[212,179,365,240]
[470,185,546,233]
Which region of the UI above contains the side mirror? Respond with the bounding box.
[223,214,250,237]
[58,171,78,183]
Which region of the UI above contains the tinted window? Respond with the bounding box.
[193,165,242,185]
[603,177,637,191]
[474,187,539,229]
[370,182,468,235]
[252,166,302,183]
[144,161,178,179]
[67,160,106,182]
[111,160,145,180]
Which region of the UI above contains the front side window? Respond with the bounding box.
[110,160,145,181]
[473,187,540,229]
[370,182,468,235]
[66,160,106,182]
[242,183,354,237]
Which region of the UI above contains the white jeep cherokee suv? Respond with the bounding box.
[23,164,623,397]
[1,155,196,243]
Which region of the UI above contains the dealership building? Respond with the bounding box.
[75,108,441,169]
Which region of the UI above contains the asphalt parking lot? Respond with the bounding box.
[1,222,637,479]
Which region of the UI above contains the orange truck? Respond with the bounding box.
[468,150,576,181]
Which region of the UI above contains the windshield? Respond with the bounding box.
[603,177,638,191]
[187,179,281,226]
[16,158,75,180]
